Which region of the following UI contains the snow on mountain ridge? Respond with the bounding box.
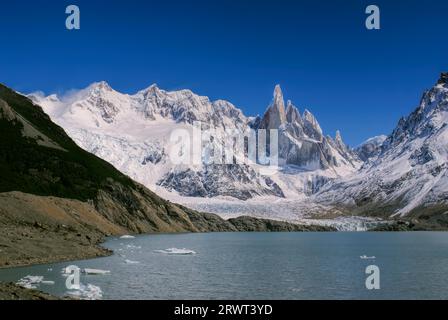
[29,81,363,222]
[316,73,448,217]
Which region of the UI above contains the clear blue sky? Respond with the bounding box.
[0,0,447,146]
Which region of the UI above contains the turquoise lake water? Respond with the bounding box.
[1,232,448,299]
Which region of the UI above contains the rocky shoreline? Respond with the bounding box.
[0,283,62,300]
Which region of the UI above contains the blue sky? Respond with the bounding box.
[0,0,447,146]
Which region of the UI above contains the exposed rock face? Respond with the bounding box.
[259,85,287,130]
[302,109,323,141]
[159,165,284,200]
[437,72,448,85]
[286,100,302,124]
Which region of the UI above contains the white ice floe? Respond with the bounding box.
[154,248,197,255]
[16,275,44,289]
[120,235,135,239]
[360,255,376,260]
[124,259,140,264]
[66,283,103,300]
[82,268,110,275]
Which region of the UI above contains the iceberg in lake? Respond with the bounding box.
[124,259,140,264]
[82,268,111,275]
[120,235,135,239]
[154,248,197,255]
[360,255,376,260]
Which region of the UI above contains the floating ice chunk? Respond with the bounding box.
[360,255,376,260]
[124,259,140,264]
[154,248,197,255]
[82,268,110,275]
[16,275,44,289]
[120,235,135,239]
[66,283,103,300]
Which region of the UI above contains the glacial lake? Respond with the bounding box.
[1,232,448,300]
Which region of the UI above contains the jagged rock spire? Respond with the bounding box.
[286,100,302,124]
[273,85,286,119]
[335,130,343,144]
[334,130,348,151]
[259,85,287,129]
[302,109,323,140]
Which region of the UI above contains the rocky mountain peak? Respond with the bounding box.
[335,130,343,144]
[334,130,350,154]
[386,73,448,148]
[273,85,286,110]
[437,72,448,85]
[259,85,287,129]
[302,109,323,140]
[89,81,113,94]
[285,100,302,124]
[136,84,163,100]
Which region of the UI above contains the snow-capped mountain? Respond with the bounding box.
[316,73,448,218]
[29,82,359,206]
[27,73,448,225]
